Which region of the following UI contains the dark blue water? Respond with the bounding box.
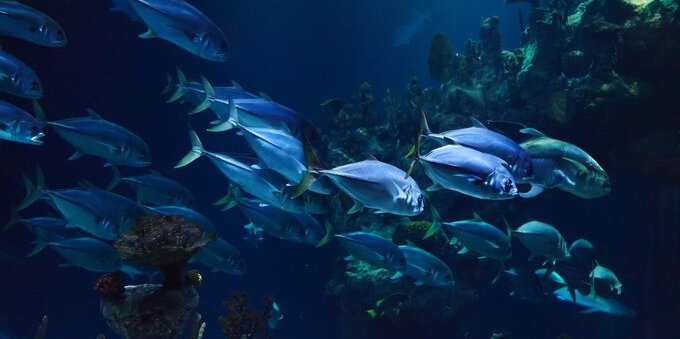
[0,0,677,338]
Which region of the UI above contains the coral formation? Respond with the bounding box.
[95,272,125,298]
[218,293,274,339]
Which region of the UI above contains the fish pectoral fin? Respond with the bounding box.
[520,184,544,198]
[347,200,364,214]
[138,28,158,39]
[426,183,442,192]
[67,150,84,161]
[555,169,576,186]
[390,271,404,280]
[457,247,470,255]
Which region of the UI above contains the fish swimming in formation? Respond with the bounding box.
[518,128,610,198]
[109,166,194,206]
[0,50,42,98]
[296,156,424,216]
[38,107,151,167]
[416,144,518,200]
[512,220,568,263]
[393,9,428,47]
[443,213,511,262]
[175,129,306,213]
[335,232,406,271]
[48,237,120,273]
[552,287,636,318]
[111,0,229,61]
[237,198,330,246]
[420,113,533,178]
[0,1,66,47]
[0,100,45,145]
[12,216,82,257]
[589,263,622,298]
[190,236,245,275]
[393,244,455,288]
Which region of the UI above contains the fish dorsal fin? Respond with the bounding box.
[259,92,273,101]
[472,212,483,221]
[405,239,418,248]
[469,117,487,129]
[362,153,378,161]
[230,80,243,90]
[200,75,216,97]
[86,108,103,119]
[32,100,47,121]
[519,128,546,138]
[138,28,157,39]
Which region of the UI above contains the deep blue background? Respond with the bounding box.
[0,0,677,338]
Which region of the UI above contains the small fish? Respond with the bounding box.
[0,100,45,145]
[48,237,120,273]
[40,107,151,167]
[417,145,518,200]
[296,156,424,216]
[237,198,329,246]
[420,113,532,178]
[109,166,193,206]
[267,302,283,330]
[552,287,636,318]
[366,293,410,319]
[443,213,511,262]
[589,263,622,298]
[0,50,42,98]
[147,205,216,234]
[512,220,568,262]
[242,223,265,248]
[190,237,245,275]
[393,244,455,288]
[568,238,596,267]
[335,232,406,271]
[0,1,66,47]
[175,129,306,213]
[111,0,229,61]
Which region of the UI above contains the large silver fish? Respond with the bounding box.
[393,244,455,288]
[335,232,406,271]
[43,108,151,167]
[313,157,424,216]
[518,128,610,198]
[48,237,120,273]
[189,237,244,275]
[552,287,636,318]
[111,0,229,61]
[175,129,305,213]
[0,50,42,98]
[237,198,329,246]
[418,144,518,200]
[109,166,194,206]
[512,220,568,262]
[443,213,511,262]
[0,100,45,145]
[0,1,66,47]
[421,113,532,178]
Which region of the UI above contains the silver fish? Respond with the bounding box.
[419,144,518,200]
[48,237,120,273]
[109,166,193,206]
[0,100,45,145]
[0,1,66,47]
[190,237,244,275]
[0,50,42,98]
[111,0,229,61]
[512,220,568,262]
[589,264,622,298]
[335,232,406,271]
[393,244,455,288]
[44,109,151,167]
[552,287,636,318]
[314,158,424,216]
[443,213,511,262]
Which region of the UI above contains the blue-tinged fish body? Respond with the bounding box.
[432,125,532,178]
[553,287,636,318]
[443,218,510,261]
[238,124,307,183]
[42,189,118,240]
[513,221,568,261]
[48,237,120,273]
[397,245,455,288]
[148,205,215,233]
[237,198,324,245]
[0,50,42,98]
[48,116,151,167]
[19,216,82,256]
[504,268,542,300]
[0,100,45,145]
[114,0,229,61]
[321,159,424,216]
[0,1,66,47]
[120,173,193,206]
[419,145,518,200]
[190,237,244,275]
[335,232,405,270]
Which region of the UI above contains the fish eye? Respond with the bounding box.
[503,179,514,193]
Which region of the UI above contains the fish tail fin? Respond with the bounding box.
[366,309,377,319]
[107,165,123,191]
[315,220,334,247]
[491,261,505,284]
[423,206,441,239]
[214,185,240,211]
[161,73,174,95]
[189,75,215,115]
[404,110,426,178]
[174,129,204,168]
[289,171,318,199]
[166,68,187,103]
[290,136,323,199]
[503,217,513,242]
[26,238,48,257]
[420,110,432,136]
[32,100,47,121]
[16,167,46,212]
[3,208,19,232]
